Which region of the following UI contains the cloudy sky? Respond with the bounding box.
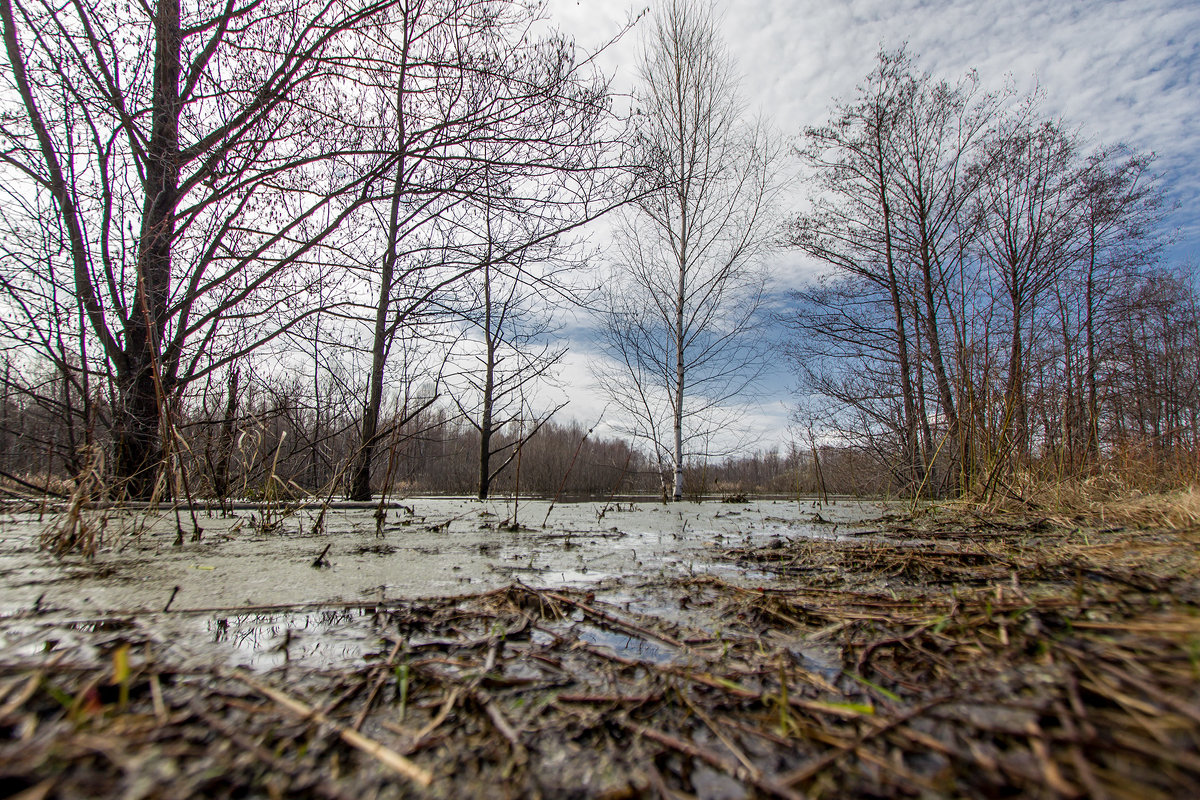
[541,0,1200,451]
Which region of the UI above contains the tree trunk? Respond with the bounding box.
[213,366,239,499]
[351,117,407,501]
[916,226,961,484]
[478,261,496,499]
[1006,293,1026,459]
[673,251,686,502]
[875,145,920,488]
[116,0,181,498]
[1084,222,1100,462]
[350,343,386,501]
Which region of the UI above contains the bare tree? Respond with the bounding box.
[595,0,780,501]
[972,113,1079,463]
[788,47,1180,494]
[449,205,574,500]
[343,0,624,500]
[789,50,926,489]
[887,59,996,487]
[788,49,998,492]
[786,46,1185,495]
[1109,268,1200,464]
[0,0,404,497]
[1072,148,1166,460]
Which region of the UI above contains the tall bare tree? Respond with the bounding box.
[343,0,623,500]
[595,0,780,500]
[789,50,925,489]
[1072,148,1166,460]
[887,58,996,486]
[973,114,1079,463]
[789,49,997,491]
[449,200,575,500]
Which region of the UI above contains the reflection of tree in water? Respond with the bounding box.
[208,609,371,667]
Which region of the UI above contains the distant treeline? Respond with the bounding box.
[0,369,891,500]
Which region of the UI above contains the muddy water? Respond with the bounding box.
[0,497,891,668]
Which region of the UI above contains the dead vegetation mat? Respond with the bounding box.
[3,508,1200,799]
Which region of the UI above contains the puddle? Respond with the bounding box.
[789,644,843,681]
[0,497,895,669]
[570,621,675,663]
[207,608,388,670]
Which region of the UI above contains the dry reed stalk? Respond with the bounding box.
[39,446,107,557]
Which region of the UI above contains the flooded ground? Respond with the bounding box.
[3,496,1198,798]
[0,497,892,669]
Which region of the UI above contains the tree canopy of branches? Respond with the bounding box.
[0,0,409,497]
[787,48,1184,497]
[0,0,624,500]
[447,204,575,500]
[334,0,624,500]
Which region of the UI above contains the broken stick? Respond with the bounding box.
[230,669,433,788]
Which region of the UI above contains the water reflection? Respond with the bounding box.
[207,608,384,669]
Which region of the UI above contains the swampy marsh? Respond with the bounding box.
[2,496,1199,799]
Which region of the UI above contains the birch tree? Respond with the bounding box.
[595,0,779,501]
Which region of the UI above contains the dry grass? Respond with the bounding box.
[37,448,110,559]
[970,474,1200,532]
